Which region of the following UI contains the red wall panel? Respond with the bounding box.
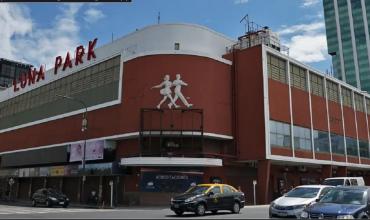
[343,106,357,138]
[0,54,233,152]
[234,46,266,160]
[311,95,329,131]
[328,101,344,135]
[356,112,368,141]
[291,87,310,127]
[268,79,290,123]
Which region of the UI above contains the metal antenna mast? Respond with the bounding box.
[240,14,249,33]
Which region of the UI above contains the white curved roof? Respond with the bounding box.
[0,23,236,102]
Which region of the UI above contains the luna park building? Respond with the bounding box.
[1,23,370,206]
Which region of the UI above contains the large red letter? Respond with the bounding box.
[63,52,73,71]
[75,45,85,66]
[36,65,45,82]
[13,79,19,92]
[54,56,63,75]
[87,38,97,60]
[27,68,36,86]
[20,74,27,89]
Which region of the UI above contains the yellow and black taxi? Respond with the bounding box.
[170,183,245,216]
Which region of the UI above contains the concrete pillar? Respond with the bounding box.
[257,160,271,204]
[337,166,348,177]
[322,165,333,179]
[98,176,103,203]
[28,178,33,199]
[43,178,47,188]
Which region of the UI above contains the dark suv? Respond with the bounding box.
[31,188,69,208]
[170,184,245,216]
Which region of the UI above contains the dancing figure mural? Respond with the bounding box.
[152,74,179,109]
[169,74,193,108]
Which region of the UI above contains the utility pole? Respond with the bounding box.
[157,11,160,24]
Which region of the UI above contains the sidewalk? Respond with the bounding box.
[0,199,170,210]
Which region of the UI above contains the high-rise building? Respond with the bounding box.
[323,0,370,92]
[0,58,33,89]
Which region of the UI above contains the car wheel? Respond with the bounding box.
[32,200,36,207]
[231,202,240,214]
[174,210,183,216]
[211,210,218,214]
[46,200,52,207]
[195,203,206,216]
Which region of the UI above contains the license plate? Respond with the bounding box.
[278,212,287,216]
[59,202,64,205]
[174,204,179,208]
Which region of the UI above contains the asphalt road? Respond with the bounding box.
[0,204,270,219]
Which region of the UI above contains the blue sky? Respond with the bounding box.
[0,0,331,73]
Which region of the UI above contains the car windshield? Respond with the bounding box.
[47,189,63,196]
[322,179,344,186]
[285,187,320,198]
[319,188,366,205]
[185,186,210,194]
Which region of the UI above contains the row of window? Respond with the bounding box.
[269,120,370,158]
[267,53,370,113]
[0,56,121,119]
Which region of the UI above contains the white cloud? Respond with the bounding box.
[302,0,320,7]
[286,34,328,63]
[234,0,249,4]
[278,20,329,63]
[0,3,83,69]
[84,8,105,23]
[278,22,325,35]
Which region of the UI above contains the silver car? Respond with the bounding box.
[269,185,333,218]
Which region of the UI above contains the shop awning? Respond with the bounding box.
[120,157,222,167]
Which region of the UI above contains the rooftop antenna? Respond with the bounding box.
[240,14,249,34]
[112,32,114,43]
[157,11,161,24]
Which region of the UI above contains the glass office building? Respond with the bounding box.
[323,0,370,92]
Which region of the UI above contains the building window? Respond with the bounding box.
[354,93,365,112]
[267,53,287,83]
[326,80,339,103]
[269,120,291,148]
[331,133,345,154]
[290,64,307,91]
[313,130,330,153]
[341,87,352,107]
[359,140,369,158]
[174,43,180,50]
[293,125,311,151]
[346,137,358,157]
[310,72,325,97]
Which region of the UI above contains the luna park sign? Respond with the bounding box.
[12,38,98,92]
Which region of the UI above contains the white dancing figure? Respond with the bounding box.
[169,74,193,108]
[152,74,179,109]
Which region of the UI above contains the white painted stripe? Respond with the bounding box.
[267,154,370,169]
[262,46,271,158]
[287,60,295,157]
[323,77,333,161]
[0,131,232,155]
[307,69,315,159]
[339,86,348,162]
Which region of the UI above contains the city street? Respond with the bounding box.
[0,204,270,219]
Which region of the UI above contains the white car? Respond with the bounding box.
[269,185,333,218]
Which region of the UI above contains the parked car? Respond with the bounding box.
[322,177,365,186]
[269,185,333,218]
[170,183,245,216]
[301,186,370,219]
[31,188,69,208]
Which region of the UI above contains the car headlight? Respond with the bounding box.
[50,197,58,201]
[337,215,354,219]
[270,202,276,208]
[300,211,309,219]
[185,196,196,203]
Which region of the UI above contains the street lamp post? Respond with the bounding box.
[56,94,88,202]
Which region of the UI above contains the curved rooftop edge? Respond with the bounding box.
[0,23,236,102]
